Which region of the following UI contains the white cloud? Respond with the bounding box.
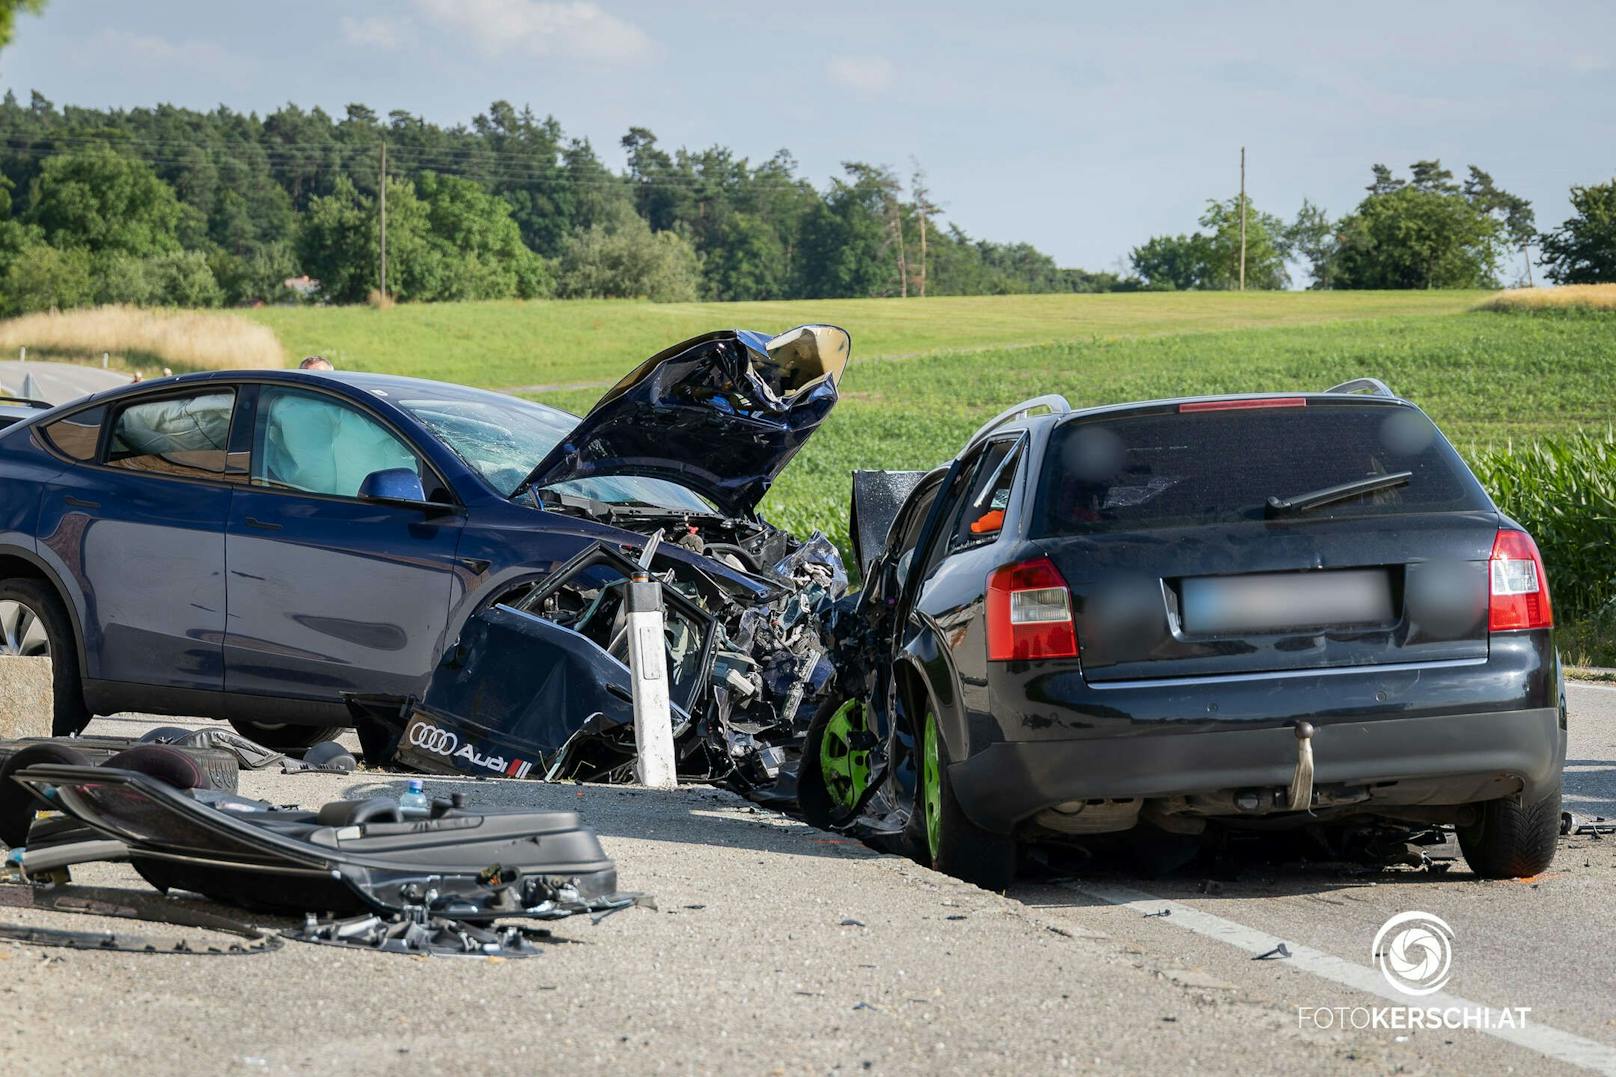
[828,55,896,94]
[87,29,251,83]
[414,0,651,63]
[340,16,409,51]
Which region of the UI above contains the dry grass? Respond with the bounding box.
[1475,283,1616,313]
[0,306,286,371]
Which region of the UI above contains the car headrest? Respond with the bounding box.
[104,744,213,792]
[0,742,93,847]
[302,741,357,774]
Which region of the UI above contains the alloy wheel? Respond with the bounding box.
[818,700,872,814]
[922,710,942,862]
[0,599,50,658]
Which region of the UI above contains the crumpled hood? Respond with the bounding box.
[520,325,851,517]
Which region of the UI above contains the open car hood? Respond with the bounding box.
[520,325,851,517]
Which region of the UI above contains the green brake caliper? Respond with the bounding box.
[818,699,872,813]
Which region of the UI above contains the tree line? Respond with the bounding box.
[1,91,1612,316]
[1129,160,1616,292]
[0,93,1126,314]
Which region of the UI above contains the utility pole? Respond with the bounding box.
[378,142,388,301]
[1238,146,1247,291]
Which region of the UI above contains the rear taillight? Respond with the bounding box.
[987,557,1078,661]
[1488,529,1553,631]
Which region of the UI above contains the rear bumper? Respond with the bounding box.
[949,705,1566,834]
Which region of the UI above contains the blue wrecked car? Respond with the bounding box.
[0,326,850,790]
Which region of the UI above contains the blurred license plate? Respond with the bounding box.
[1181,569,1393,634]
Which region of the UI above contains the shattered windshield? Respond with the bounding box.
[394,389,712,511]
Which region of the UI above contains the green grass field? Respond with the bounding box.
[245,291,1485,391]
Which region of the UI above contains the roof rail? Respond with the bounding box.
[962,394,1070,454]
[1323,377,1396,398]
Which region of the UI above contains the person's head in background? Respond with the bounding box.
[299,355,334,371]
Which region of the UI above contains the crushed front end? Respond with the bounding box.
[357,326,853,798]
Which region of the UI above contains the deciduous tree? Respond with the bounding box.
[0,0,44,50]
[25,147,183,257]
[1539,179,1616,284]
[1331,161,1507,289]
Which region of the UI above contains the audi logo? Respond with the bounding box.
[409,723,458,755]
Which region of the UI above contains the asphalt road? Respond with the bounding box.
[0,360,130,405]
[3,685,1614,1075]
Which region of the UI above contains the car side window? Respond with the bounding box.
[252,387,421,499]
[948,439,1020,550]
[40,405,107,462]
[912,448,997,584]
[106,392,236,479]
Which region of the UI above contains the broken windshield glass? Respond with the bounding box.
[394,388,710,510]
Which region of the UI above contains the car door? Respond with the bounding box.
[899,437,1025,754]
[222,383,465,703]
[35,387,240,696]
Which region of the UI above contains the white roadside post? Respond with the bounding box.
[627,532,677,788]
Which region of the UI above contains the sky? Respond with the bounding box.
[1,1,1613,276]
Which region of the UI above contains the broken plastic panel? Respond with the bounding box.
[12,765,638,921]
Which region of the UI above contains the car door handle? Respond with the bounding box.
[64,496,99,509]
[243,516,282,532]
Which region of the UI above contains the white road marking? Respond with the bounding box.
[1069,882,1616,1075]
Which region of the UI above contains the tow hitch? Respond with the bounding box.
[1287,720,1315,812]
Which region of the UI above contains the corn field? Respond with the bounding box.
[1468,430,1616,662]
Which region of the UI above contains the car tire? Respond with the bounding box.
[227,719,347,752]
[797,695,870,830]
[1457,782,1562,879]
[0,578,92,736]
[919,707,1017,891]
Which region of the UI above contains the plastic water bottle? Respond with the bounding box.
[399,779,430,819]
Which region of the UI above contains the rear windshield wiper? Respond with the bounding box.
[1265,471,1412,517]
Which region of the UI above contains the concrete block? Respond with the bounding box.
[0,657,54,740]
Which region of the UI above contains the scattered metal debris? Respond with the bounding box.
[1253,943,1292,961]
[1563,812,1615,838]
[287,911,557,959]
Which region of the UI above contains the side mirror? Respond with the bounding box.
[358,467,428,505]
